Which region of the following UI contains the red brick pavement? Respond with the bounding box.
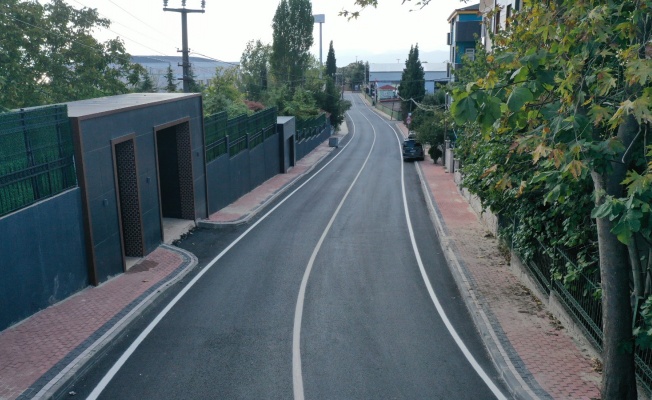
[397,120,602,399]
[0,245,195,399]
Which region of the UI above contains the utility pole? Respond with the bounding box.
[163,0,205,93]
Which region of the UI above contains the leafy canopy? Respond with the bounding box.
[271,0,314,91]
[0,0,137,109]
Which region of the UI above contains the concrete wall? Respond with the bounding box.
[206,133,283,215]
[0,189,88,331]
[278,117,296,174]
[296,125,331,160]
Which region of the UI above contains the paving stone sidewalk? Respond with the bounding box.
[395,120,602,399]
[0,245,196,399]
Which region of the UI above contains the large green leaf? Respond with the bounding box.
[479,95,502,131]
[451,94,478,124]
[507,86,534,112]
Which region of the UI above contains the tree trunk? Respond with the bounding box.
[593,115,640,399]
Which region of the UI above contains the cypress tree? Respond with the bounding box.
[165,64,178,93]
[325,41,337,79]
[398,44,425,120]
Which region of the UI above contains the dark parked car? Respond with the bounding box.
[402,135,424,161]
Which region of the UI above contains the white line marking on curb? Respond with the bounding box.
[367,107,507,400]
[413,162,539,400]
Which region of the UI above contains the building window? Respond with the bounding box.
[494,7,501,33]
[506,4,512,28]
[465,48,475,61]
[515,0,521,11]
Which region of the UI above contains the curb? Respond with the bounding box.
[414,161,550,400]
[198,130,349,230]
[33,245,198,400]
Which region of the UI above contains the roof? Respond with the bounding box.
[369,62,447,73]
[378,85,397,90]
[131,55,238,67]
[447,2,480,22]
[65,93,200,119]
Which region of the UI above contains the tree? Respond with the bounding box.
[314,76,350,129]
[165,64,178,92]
[398,44,425,121]
[410,92,449,162]
[449,1,652,398]
[186,65,203,93]
[137,68,157,93]
[365,61,370,87]
[282,87,319,119]
[203,67,249,117]
[270,0,314,91]
[340,0,432,19]
[325,41,337,79]
[240,40,271,101]
[0,0,136,109]
[340,61,365,90]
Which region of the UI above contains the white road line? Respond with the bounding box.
[367,107,508,400]
[87,113,357,400]
[292,112,376,400]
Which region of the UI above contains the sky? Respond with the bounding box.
[59,0,466,67]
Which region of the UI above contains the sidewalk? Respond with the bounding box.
[0,245,197,399]
[0,106,603,399]
[0,128,343,400]
[393,123,602,399]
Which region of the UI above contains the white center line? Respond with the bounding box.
[87,109,357,400]
[292,111,376,400]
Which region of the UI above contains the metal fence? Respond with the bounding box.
[0,105,77,217]
[204,108,277,162]
[204,111,228,162]
[515,233,652,391]
[296,114,327,142]
[364,92,403,121]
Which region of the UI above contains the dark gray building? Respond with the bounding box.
[67,93,208,284]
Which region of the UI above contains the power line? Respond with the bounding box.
[65,0,177,56]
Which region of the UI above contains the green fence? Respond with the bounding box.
[296,114,327,142]
[0,105,77,217]
[204,107,277,162]
[513,227,652,393]
[204,111,228,162]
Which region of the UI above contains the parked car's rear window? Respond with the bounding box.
[403,139,421,148]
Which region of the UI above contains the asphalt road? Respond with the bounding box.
[63,94,510,400]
